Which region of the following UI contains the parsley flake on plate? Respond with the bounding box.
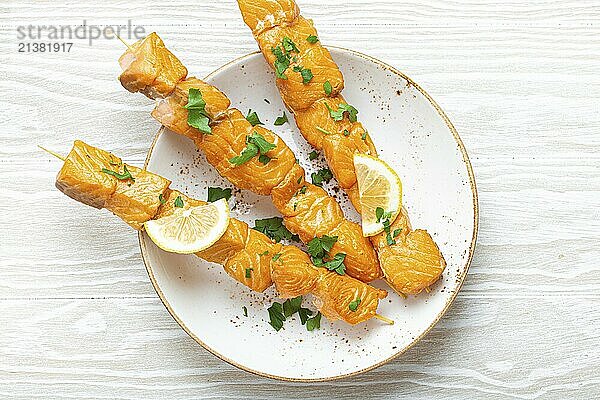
[207,187,232,202]
[311,168,333,187]
[245,109,263,126]
[306,312,322,331]
[274,111,288,126]
[267,302,285,331]
[308,150,319,161]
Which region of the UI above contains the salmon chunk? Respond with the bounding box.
[104,164,171,229]
[256,17,344,111]
[270,245,322,298]
[56,140,121,209]
[119,32,187,99]
[313,272,387,325]
[223,229,279,292]
[377,229,446,295]
[201,110,296,195]
[237,0,299,35]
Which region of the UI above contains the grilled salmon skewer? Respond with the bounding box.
[43,140,389,326]
[117,32,382,283]
[237,0,446,295]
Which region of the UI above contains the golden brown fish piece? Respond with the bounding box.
[118,33,383,283]
[238,0,299,35]
[202,110,296,195]
[52,141,387,324]
[270,245,322,298]
[238,0,447,295]
[55,140,121,209]
[313,272,387,325]
[104,164,171,230]
[119,32,187,99]
[256,16,344,111]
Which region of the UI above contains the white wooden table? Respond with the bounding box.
[1,0,599,398]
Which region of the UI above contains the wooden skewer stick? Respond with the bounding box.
[38,145,65,161]
[374,313,394,325]
[110,28,133,50]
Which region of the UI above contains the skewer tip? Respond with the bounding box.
[374,313,394,325]
[38,145,66,161]
[110,28,133,50]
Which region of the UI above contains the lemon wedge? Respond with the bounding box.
[353,153,402,237]
[144,198,229,254]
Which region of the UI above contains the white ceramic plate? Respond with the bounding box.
[139,47,478,381]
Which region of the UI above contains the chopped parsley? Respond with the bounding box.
[101,164,135,182]
[242,306,248,317]
[258,154,271,164]
[229,142,259,166]
[297,175,303,184]
[319,252,347,275]
[272,253,282,262]
[306,312,322,331]
[349,298,361,312]
[393,228,403,238]
[184,88,211,134]
[282,36,299,53]
[267,302,285,331]
[258,250,269,256]
[343,129,350,137]
[274,111,288,126]
[272,45,290,79]
[315,126,333,136]
[207,187,232,202]
[307,235,347,275]
[158,193,166,204]
[271,37,299,80]
[308,150,319,161]
[253,217,299,243]
[376,207,397,245]
[311,168,333,187]
[306,35,319,44]
[326,102,359,122]
[295,185,308,196]
[229,131,276,166]
[293,65,313,84]
[323,80,332,95]
[267,296,319,332]
[174,195,184,208]
[245,109,263,126]
[283,296,302,318]
[361,131,368,140]
[245,268,253,279]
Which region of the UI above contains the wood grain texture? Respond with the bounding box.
[1,0,599,398]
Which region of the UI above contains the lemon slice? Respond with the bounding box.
[353,153,402,237]
[144,199,229,254]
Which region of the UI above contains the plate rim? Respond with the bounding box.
[138,47,479,382]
